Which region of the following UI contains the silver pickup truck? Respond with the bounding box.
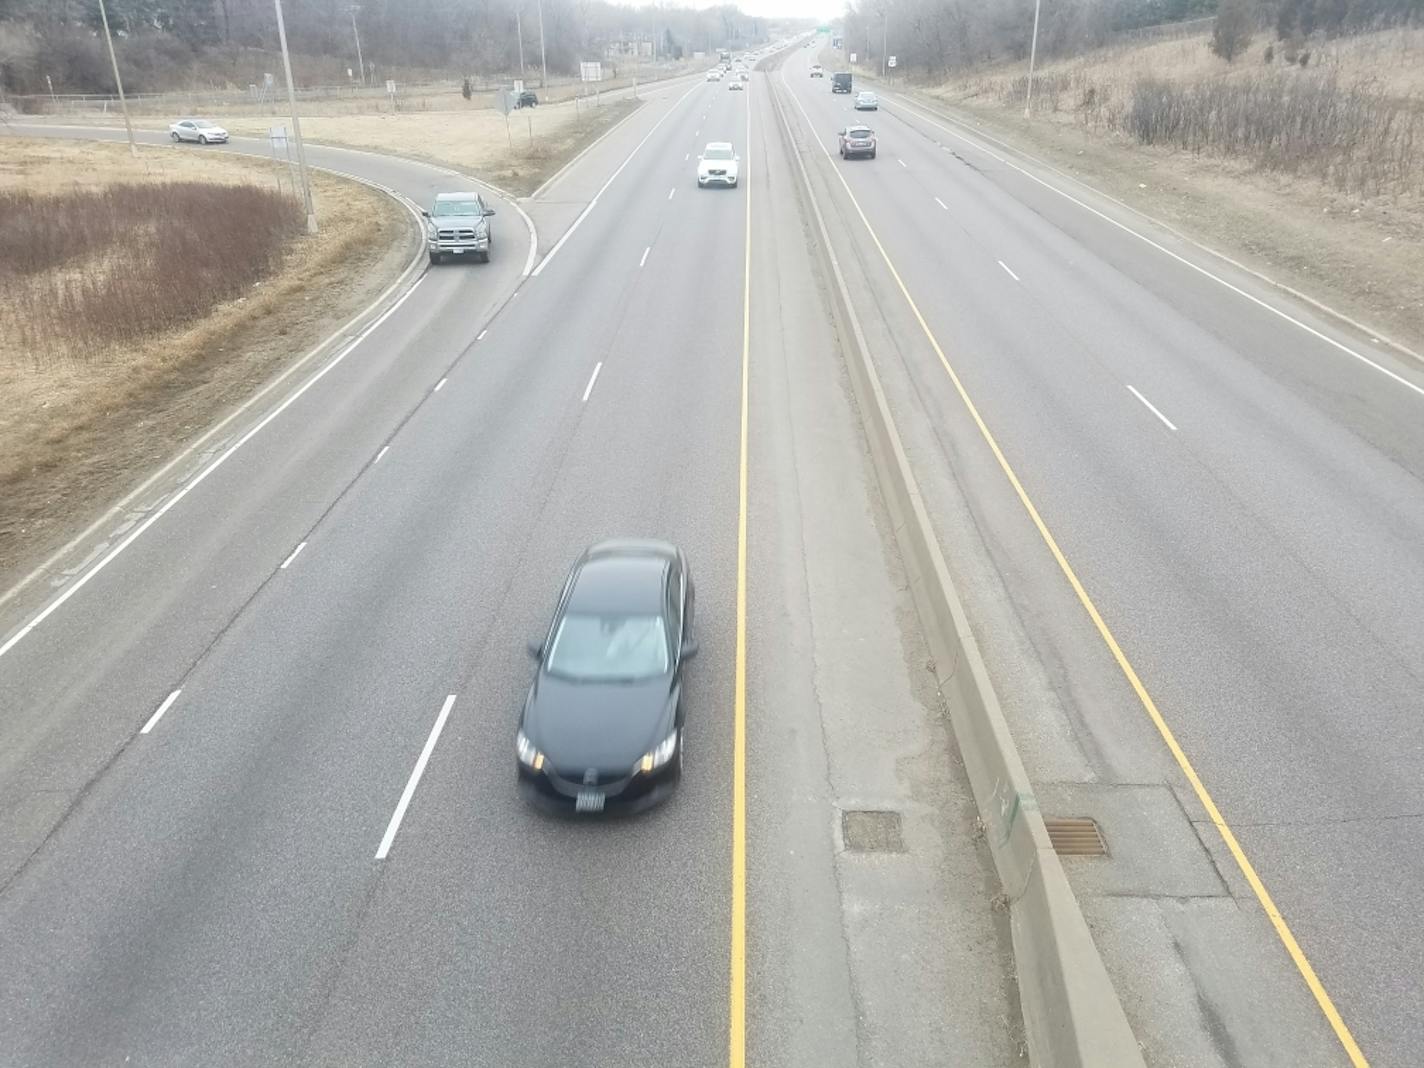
[423,191,495,264]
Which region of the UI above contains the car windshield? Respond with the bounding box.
[704,146,734,160]
[433,199,481,216]
[194,120,218,128]
[545,613,670,681]
[849,128,872,137]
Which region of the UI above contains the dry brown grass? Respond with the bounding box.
[0,138,413,585]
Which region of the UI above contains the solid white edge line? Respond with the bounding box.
[531,79,703,278]
[434,377,447,392]
[375,694,457,860]
[582,361,604,402]
[141,689,182,734]
[879,94,1424,400]
[374,445,390,464]
[999,260,1021,282]
[1127,385,1179,431]
[279,541,308,569]
[0,273,425,663]
[934,196,948,210]
[640,246,651,267]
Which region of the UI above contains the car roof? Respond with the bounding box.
[705,141,734,151]
[847,124,873,133]
[568,544,673,615]
[434,191,482,201]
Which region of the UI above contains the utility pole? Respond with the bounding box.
[1024,0,1042,117]
[273,0,318,234]
[535,0,548,89]
[349,6,365,86]
[515,3,526,87]
[96,0,137,157]
[881,10,888,79]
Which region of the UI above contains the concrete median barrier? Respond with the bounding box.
[768,81,1145,1068]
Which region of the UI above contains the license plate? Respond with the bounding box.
[451,248,465,254]
[575,790,605,813]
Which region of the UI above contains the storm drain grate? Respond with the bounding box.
[841,809,905,853]
[1045,816,1107,856]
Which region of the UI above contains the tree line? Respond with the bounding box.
[0,0,772,95]
[836,0,1420,80]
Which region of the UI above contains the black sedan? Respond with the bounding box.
[517,540,697,814]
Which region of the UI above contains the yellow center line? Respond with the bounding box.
[728,81,751,1068]
[780,69,1368,1068]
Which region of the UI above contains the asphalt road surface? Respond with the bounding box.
[778,46,1424,1068]
[1,65,1018,1067]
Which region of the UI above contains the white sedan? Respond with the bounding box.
[706,69,723,81]
[169,118,229,144]
[696,142,740,188]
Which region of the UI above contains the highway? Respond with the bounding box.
[776,45,1423,1068]
[0,62,1018,1067]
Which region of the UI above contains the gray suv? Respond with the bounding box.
[423,192,495,264]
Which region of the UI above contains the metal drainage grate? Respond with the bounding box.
[841,809,905,853]
[1045,816,1107,857]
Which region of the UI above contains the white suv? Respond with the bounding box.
[696,142,740,188]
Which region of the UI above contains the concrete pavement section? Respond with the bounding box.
[777,43,1422,1068]
[0,67,1022,1067]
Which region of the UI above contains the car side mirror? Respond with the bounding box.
[697,154,704,160]
[527,640,544,660]
[681,638,700,660]
[734,155,741,161]
[421,209,431,217]
[483,208,496,216]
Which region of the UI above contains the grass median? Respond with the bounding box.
[0,137,415,591]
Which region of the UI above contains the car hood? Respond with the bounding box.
[698,159,739,176]
[191,125,227,135]
[523,672,675,773]
[429,213,487,227]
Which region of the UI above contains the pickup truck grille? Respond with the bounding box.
[437,228,478,241]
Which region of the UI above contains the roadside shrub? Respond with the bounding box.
[0,182,305,366]
[1125,70,1422,195]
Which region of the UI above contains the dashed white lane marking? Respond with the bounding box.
[141,689,182,734]
[280,541,307,570]
[1127,385,1179,432]
[375,694,458,860]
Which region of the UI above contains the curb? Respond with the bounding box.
[768,76,1145,1068]
[0,141,429,622]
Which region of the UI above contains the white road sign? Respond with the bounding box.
[580,61,603,82]
[849,52,857,63]
[888,56,897,68]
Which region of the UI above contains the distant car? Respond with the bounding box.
[707,69,723,81]
[697,141,740,187]
[169,118,229,144]
[729,79,744,91]
[738,71,749,81]
[855,91,879,110]
[422,191,495,264]
[514,90,538,108]
[517,541,698,814]
[810,64,824,77]
[838,125,877,159]
[831,71,853,93]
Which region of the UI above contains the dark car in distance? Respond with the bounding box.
[831,71,852,93]
[517,540,698,814]
[515,90,538,108]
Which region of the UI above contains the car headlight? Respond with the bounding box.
[636,729,678,774]
[516,729,545,770]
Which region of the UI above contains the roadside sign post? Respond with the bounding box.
[888,55,896,83]
[495,87,513,150]
[850,51,857,63]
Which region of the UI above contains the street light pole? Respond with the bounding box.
[349,6,365,86]
[536,0,548,89]
[273,0,318,234]
[881,11,888,79]
[1024,0,1042,118]
[95,0,137,157]
[515,3,526,87]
